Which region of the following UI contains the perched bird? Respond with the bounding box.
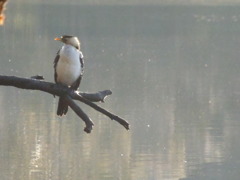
[54,35,84,116]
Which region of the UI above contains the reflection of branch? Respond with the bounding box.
[0,0,7,25]
[0,75,130,133]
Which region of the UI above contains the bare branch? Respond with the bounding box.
[0,75,130,132]
[0,75,111,102]
[72,93,130,130]
[65,95,94,133]
[79,90,112,102]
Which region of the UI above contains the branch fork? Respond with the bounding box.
[0,75,130,133]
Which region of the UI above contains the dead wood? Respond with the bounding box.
[0,75,130,133]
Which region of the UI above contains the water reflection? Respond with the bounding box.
[1,1,240,180]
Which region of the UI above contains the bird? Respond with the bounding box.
[53,35,84,116]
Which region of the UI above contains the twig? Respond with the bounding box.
[65,95,94,133]
[72,93,130,130]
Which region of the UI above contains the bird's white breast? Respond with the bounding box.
[56,45,82,86]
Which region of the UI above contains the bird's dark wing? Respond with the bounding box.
[71,52,84,90]
[53,50,60,83]
[71,75,82,90]
[79,51,84,70]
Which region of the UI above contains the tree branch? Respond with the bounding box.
[65,95,94,133]
[73,93,130,130]
[0,75,130,133]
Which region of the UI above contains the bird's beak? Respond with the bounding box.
[54,37,62,41]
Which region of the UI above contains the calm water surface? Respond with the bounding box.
[1,1,240,180]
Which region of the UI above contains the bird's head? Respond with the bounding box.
[54,35,80,50]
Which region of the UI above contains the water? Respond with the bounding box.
[1,1,240,180]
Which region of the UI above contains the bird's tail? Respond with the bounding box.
[57,97,68,116]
